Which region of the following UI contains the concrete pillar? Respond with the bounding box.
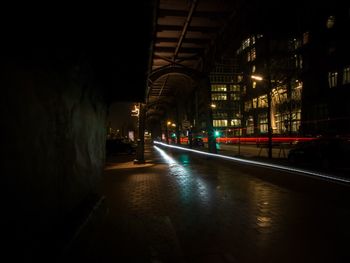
[175,104,181,145]
[200,76,217,153]
[134,103,145,164]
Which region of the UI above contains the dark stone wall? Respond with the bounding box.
[1,56,107,260]
[0,2,157,260]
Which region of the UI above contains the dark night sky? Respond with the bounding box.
[107,102,138,134]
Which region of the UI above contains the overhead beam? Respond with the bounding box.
[176,54,201,63]
[155,46,204,53]
[173,0,198,61]
[157,25,217,33]
[155,37,211,44]
[154,53,192,68]
[158,9,231,19]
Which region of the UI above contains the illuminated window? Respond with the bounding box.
[343,67,350,84]
[271,87,287,104]
[213,119,228,127]
[326,16,335,29]
[253,98,258,108]
[242,38,250,50]
[328,71,338,88]
[230,93,240,101]
[258,95,268,108]
[292,83,302,100]
[250,48,256,61]
[275,110,301,134]
[252,81,256,89]
[303,32,309,45]
[246,116,254,134]
[252,65,256,73]
[211,84,227,91]
[229,85,240,91]
[247,48,256,62]
[258,113,268,133]
[212,93,227,100]
[230,119,241,127]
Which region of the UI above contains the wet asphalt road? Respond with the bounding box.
[64,144,350,263]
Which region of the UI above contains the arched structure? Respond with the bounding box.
[146,65,217,152]
[143,0,238,152]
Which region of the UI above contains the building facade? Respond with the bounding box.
[237,34,303,137]
[211,4,350,138]
[297,7,350,136]
[209,59,243,137]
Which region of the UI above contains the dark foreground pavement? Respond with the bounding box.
[61,143,350,263]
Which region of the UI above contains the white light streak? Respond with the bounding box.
[154,145,210,202]
[153,141,350,184]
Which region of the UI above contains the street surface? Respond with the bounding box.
[63,143,350,263]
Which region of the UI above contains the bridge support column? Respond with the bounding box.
[134,103,145,164]
[200,76,217,154]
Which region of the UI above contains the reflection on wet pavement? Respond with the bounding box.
[159,146,350,262]
[95,144,350,263]
[155,146,210,207]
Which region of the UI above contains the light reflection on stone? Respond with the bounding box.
[247,181,283,238]
[154,146,210,204]
[257,216,272,228]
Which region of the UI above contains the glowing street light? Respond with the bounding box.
[131,104,140,117]
[251,75,263,81]
[210,103,217,108]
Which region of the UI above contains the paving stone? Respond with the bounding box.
[63,144,350,263]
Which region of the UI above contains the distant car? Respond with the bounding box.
[191,138,204,147]
[287,137,350,169]
[106,138,137,155]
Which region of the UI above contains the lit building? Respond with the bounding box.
[237,34,302,136]
[209,59,243,137]
[296,7,350,135]
[227,3,350,137]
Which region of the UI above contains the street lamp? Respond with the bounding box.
[251,75,263,81]
[207,102,217,154]
[166,121,177,144]
[250,74,273,159]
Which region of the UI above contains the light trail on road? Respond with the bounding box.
[154,141,350,185]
